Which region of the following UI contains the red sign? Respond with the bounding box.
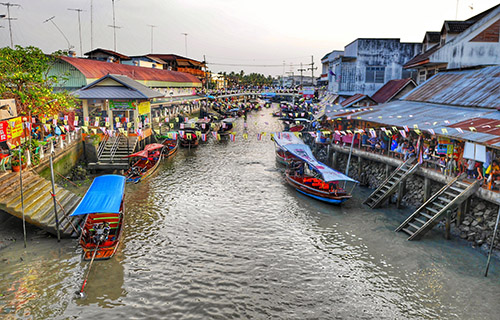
[0,121,11,142]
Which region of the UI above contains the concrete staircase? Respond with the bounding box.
[89,135,138,170]
[396,174,481,240]
[364,157,420,209]
[0,170,83,237]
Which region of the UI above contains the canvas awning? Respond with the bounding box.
[71,175,125,216]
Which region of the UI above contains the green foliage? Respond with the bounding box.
[222,70,274,87]
[0,46,77,116]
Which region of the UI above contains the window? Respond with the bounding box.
[365,67,385,83]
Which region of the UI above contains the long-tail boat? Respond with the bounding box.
[273,132,304,165]
[71,175,126,260]
[179,129,199,148]
[281,143,358,204]
[124,143,164,182]
[218,118,237,136]
[158,133,179,158]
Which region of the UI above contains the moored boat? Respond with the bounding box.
[218,118,237,136]
[160,136,179,158]
[124,143,164,182]
[179,129,199,148]
[273,132,304,165]
[71,175,126,260]
[281,143,358,204]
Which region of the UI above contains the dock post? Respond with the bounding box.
[445,210,451,240]
[385,163,391,179]
[485,207,500,277]
[423,177,431,202]
[326,145,333,166]
[19,148,27,248]
[331,152,338,170]
[358,156,363,180]
[49,155,61,242]
[396,179,406,209]
[457,202,465,226]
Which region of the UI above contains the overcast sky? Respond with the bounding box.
[1,0,498,76]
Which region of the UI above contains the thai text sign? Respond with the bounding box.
[109,100,136,110]
[9,117,23,138]
[0,121,11,142]
[137,101,151,115]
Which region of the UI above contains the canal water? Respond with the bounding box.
[1,107,499,319]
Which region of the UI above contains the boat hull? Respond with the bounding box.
[285,174,352,204]
[125,156,162,183]
[79,211,124,261]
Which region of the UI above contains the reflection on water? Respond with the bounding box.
[1,107,500,319]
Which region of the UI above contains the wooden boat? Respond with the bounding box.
[71,175,126,260]
[161,136,179,158]
[218,118,237,136]
[280,143,358,204]
[124,143,164,182]
[179,129,199,148]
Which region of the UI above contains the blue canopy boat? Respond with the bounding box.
[281,143,358,204]
[71,175,126,260]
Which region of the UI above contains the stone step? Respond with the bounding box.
[39,189,72,225]
[23,184,59,215]
[0,172,38,202]
[46,194,81,231]
[7,179,51,209]
[29,188,70,223]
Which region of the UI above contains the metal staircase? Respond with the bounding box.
[364,157,419,209]
[395,173,481,240]
[89,135,138,170]
[0,170,83,237]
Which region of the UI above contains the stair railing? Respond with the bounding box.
[96,133,110,160]
[109,133,123,163]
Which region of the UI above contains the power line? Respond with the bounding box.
[147,24,157,53]
[43,16,73,51]
[207,62,305,67]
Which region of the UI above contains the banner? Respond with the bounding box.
[137,101,151,115]
[0,121,11,142]
[110,100,136,110]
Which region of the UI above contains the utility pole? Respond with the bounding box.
[68,8,85,56]
[90,0,93,50]
[108,0,121,52]
[43,16,73,51]
[298,62,306,89]
[148,24,157,53]
[307,55,317,87]
[282,60,285,88]
[0,2,20,48]
[181,32,188,58]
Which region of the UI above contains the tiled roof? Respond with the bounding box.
[340,94,375,108]
[83,48,131,60]
[424,31,441,43]
[403,43,441,69]
[371,78,415,104]
[60,56,202,86]
[443,20,474,33]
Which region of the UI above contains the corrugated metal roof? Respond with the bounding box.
[60,56,201,86]
[341,94,375,108]
[403,43,441,68]
[72,74,165,100]
[371,78,415,104]
[403,66,500,109]
[83,48,131,60]
[324,100,500,148]
[443,20,473,33]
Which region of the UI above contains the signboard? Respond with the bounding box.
[0,99,17,121]
[463,142,486,162]
[137,101,151,115]
[9,116,23,138]
[109,100,136,110]
[302,87,315,99]
[0,121,11,142]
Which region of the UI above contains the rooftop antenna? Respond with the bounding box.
[108,0,121,51]
[0,2,20,48]
[68,8,85,56]
[456,0,459,19]
[181,32,188,57]
[43,16,74,51]
[147,24,157,53]
[90,0,93,50]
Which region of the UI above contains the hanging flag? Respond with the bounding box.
[229,134,236,142]
[441,128,448,134]
[212,131,217,139]
[399,130,407,138]
[257,133,262,141]
[428,128,435,135]
[456,128,464,133]
[403,125,409,132]
[201,134,207,142]
[180,123,185,129]
[243,133,248,140]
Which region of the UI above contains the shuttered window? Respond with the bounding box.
[365,67,385,83]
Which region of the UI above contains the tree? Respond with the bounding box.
[0,46,77,117]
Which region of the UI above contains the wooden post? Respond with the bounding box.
[445,210,451,240]
[19,148,27,248]
[423,177,431,202]
[49,155,61,242]
[385,163,391,179]
[457,202,465,226]
[331,152,338,170]
[485,207,500,277]
[397,179,406,209]
[357,156,363,178]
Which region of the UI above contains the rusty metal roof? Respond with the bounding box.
[403,66,500,109]
[324,100,500,149]
[340,94,375,108]
[403,43,441,68]
[83,48,131,60]
[371,78,415,104]
[60,56,202,85]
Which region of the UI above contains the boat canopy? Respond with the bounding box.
[222,118,237,123]
[273,132,304,148]
[283,144,358,183]
[71,175,125,216]
[144,143,165,152]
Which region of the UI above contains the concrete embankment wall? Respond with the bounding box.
[35,139,83,179]
[315,145,500,251]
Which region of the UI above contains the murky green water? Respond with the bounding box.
[1,107,499,319]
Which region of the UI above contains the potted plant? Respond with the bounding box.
[11,153,26,172]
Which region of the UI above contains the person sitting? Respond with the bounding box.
[404,143,415,160]
[368,136,379,152]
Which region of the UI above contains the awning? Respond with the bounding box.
[283,144,358,183]
[144,143,165,151]
[71,175,125,216]
[273,132,305,147]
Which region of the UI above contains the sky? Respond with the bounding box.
[0,0,499,77]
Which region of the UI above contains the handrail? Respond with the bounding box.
[109,134,122,163]
[96,133,109,159]
[395,173,465,232]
